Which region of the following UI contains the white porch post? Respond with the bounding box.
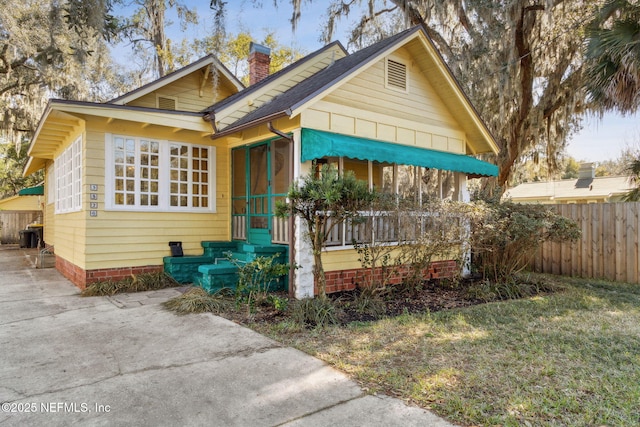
[292,130,315,299]
[458,173,472,277]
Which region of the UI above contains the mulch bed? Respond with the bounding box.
[220,280,483,327]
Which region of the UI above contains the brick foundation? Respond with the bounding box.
[56,256,163,290]
[321,260,458,294]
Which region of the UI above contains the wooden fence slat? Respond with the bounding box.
[615,203,626,282]
[627,203,639,283]
[602,204,614,281]
[569,204,581,278]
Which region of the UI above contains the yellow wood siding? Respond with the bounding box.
[301,47,467,155]
[221,116,301,149]
[0,196,40,211]
[126,73,236,112]
[216,45,347,128]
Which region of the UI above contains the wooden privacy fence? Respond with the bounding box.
[0,211,41,244]
[532,203,640,284]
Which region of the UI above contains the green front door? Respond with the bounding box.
[248,143,271,245]
[232,138,291,246]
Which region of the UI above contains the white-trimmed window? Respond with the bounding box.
[55,135,82,213]
[106,134,215,212]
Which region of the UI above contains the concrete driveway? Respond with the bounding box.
[0,245,453,426]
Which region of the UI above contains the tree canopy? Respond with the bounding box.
[210,0,638,189]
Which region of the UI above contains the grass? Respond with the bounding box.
[81,271,180,296]
[162,287,231,314]
[251,275,640,426]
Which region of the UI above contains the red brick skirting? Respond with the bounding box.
[322,260,458,294]
[56,256,162,290]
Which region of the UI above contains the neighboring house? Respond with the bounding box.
[0,185,44,244]
[505,163,634,204]
[25,25,499,298]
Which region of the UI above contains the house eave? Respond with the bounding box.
[210,111,290,140]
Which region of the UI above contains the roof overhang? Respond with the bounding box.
[24,100,211,176]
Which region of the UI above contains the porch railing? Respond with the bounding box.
[325,211,462,247]
[272,216,289,244]
[232,215,246,240]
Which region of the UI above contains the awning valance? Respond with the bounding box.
[301,128,498,177]
[18,185,44,196]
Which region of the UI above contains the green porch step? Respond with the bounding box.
[197,262,239,293]
[164,241,288,293]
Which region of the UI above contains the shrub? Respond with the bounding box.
[162,287,229,314]
[81,272,179,296]
[467,200,581,283]
[291,297,339,328]
[227,253,290,314]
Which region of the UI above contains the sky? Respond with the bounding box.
[128,0,640,163]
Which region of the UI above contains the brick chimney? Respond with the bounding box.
[248,42,271,85]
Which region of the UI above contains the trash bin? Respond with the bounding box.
[168,241,183,257]
[27,225,43,248]
[19,230,34,248]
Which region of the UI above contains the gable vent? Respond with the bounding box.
[157,96,177,110]
[386,59,407,91]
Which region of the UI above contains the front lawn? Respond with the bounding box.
[252,276,640,426]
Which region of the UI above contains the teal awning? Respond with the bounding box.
[301,128,498,177]
[18,185,44,196]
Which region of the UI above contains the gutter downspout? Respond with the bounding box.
[268,121,296,299]
[203,112,217,135]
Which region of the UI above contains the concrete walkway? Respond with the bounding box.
[0,245,454,426]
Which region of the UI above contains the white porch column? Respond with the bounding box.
[291,130,315,299]
[458,173,472,277]
[293,216,315,298]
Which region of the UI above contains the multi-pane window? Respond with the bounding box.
[108,135,213,212]
[55,135,82,213]
[169,144,209,208]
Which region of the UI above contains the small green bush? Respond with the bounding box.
[291,297,339,328]
[81,272,179,296]
[227,253,290,313]
[162,287,230,315]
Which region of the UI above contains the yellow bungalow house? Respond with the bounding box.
[25,25,499,298]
